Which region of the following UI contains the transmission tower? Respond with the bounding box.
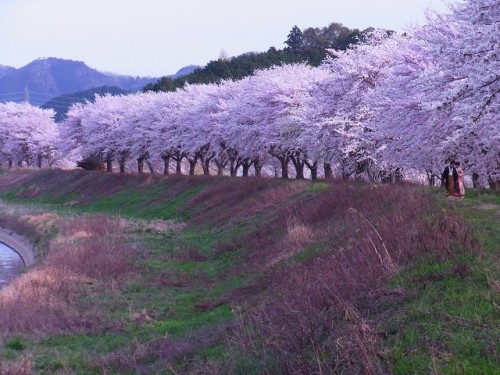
[24,85,30,104]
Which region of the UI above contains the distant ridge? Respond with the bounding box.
[171,65,199,78]
[41,85,130,123]
[0,58,158,106]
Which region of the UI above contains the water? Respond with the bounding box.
[0,243,25,289]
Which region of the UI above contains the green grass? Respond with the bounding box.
[5,336,26,351]
[382,189,500,375]
[149,303,233,337]
[0,171,498,374]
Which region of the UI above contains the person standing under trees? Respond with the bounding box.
[442,160,459,197]
[455,161,466,197]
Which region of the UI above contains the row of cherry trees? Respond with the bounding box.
[0,102,58,168]
[2,0,499,186]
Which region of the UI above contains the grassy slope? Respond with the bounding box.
[0,169,498,374]
[384,190,500,374]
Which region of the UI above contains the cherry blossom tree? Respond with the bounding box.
[367,0,499,186]
[0,102,58,168]
[305,30,399,180]
[56,0,498,187]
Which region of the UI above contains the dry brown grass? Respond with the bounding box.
[118,217,186,234]
[0,215,135,338]
[0,354,34,375]
[231,182,477,374]
[0,171,481,373]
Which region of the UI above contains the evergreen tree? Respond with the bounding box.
[284,25,304,53]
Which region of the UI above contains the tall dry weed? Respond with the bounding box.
[0,215,134,337]
[0,354,33,375]
[232,183,477,374]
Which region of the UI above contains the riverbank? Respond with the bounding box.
[0,228,37,267]
[0,169,498,374]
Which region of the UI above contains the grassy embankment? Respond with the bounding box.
[0,169,498,374]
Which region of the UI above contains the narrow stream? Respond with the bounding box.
[0,243,25,289]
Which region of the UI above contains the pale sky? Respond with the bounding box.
[0,0,452,78]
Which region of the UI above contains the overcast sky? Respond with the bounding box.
[0,0,453,77]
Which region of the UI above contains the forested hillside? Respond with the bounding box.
[41,86,129,123]
[144,22,366,92]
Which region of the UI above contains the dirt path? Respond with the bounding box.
[474,203,500,214]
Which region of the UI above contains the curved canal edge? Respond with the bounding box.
[0,227,37,266]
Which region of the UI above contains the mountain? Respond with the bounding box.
[0,58,158,106]
[41,85,130,122]
[0,65,16,79]
[170,65,199,78]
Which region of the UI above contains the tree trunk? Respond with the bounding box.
[215,161,225,176]
[324,163,333,180]
[37,154,43,168]
[118,152,128,174]
[472,172,480,188]
[188,158,197,175]
[147,161,155,174]
[254,160,263,177]
[230,159,243,177]
[8,159,13,168]
[202,159,211,175]
[230,160,237,177]
[488,176,499,190]
[291,155,305,179]
[137,158,145,174]
[306,161,318,181]
[280,157,289,179]
[425,170,435,186]
[170,151,184,175]
[162,155,170,175]
[241,160,252,177]
[106,159,113,173]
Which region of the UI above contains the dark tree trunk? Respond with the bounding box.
[37,154,43,168]
[324,163,333,180]
[118,151,128,174]
[106,159,113,173]
[162,155,170,175]
[472,172,480,188]
[488,176,499,190]
[202,159,211,175]
[227,149,241,177]
[171,152,184,175]
[230,159,243,177]
[215,160,225,176]
[8,159,13,168]
[230,160,237,177]
[253,159,263,177]
[241,159,252,177]
[147,161,155,174]
[199,149,215,176]
[137,157,145,174]
[280,157,289,179]
[291,155,305,179]
[306,161,318,181]
[188,158,197,175]
[425,170,435,186]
